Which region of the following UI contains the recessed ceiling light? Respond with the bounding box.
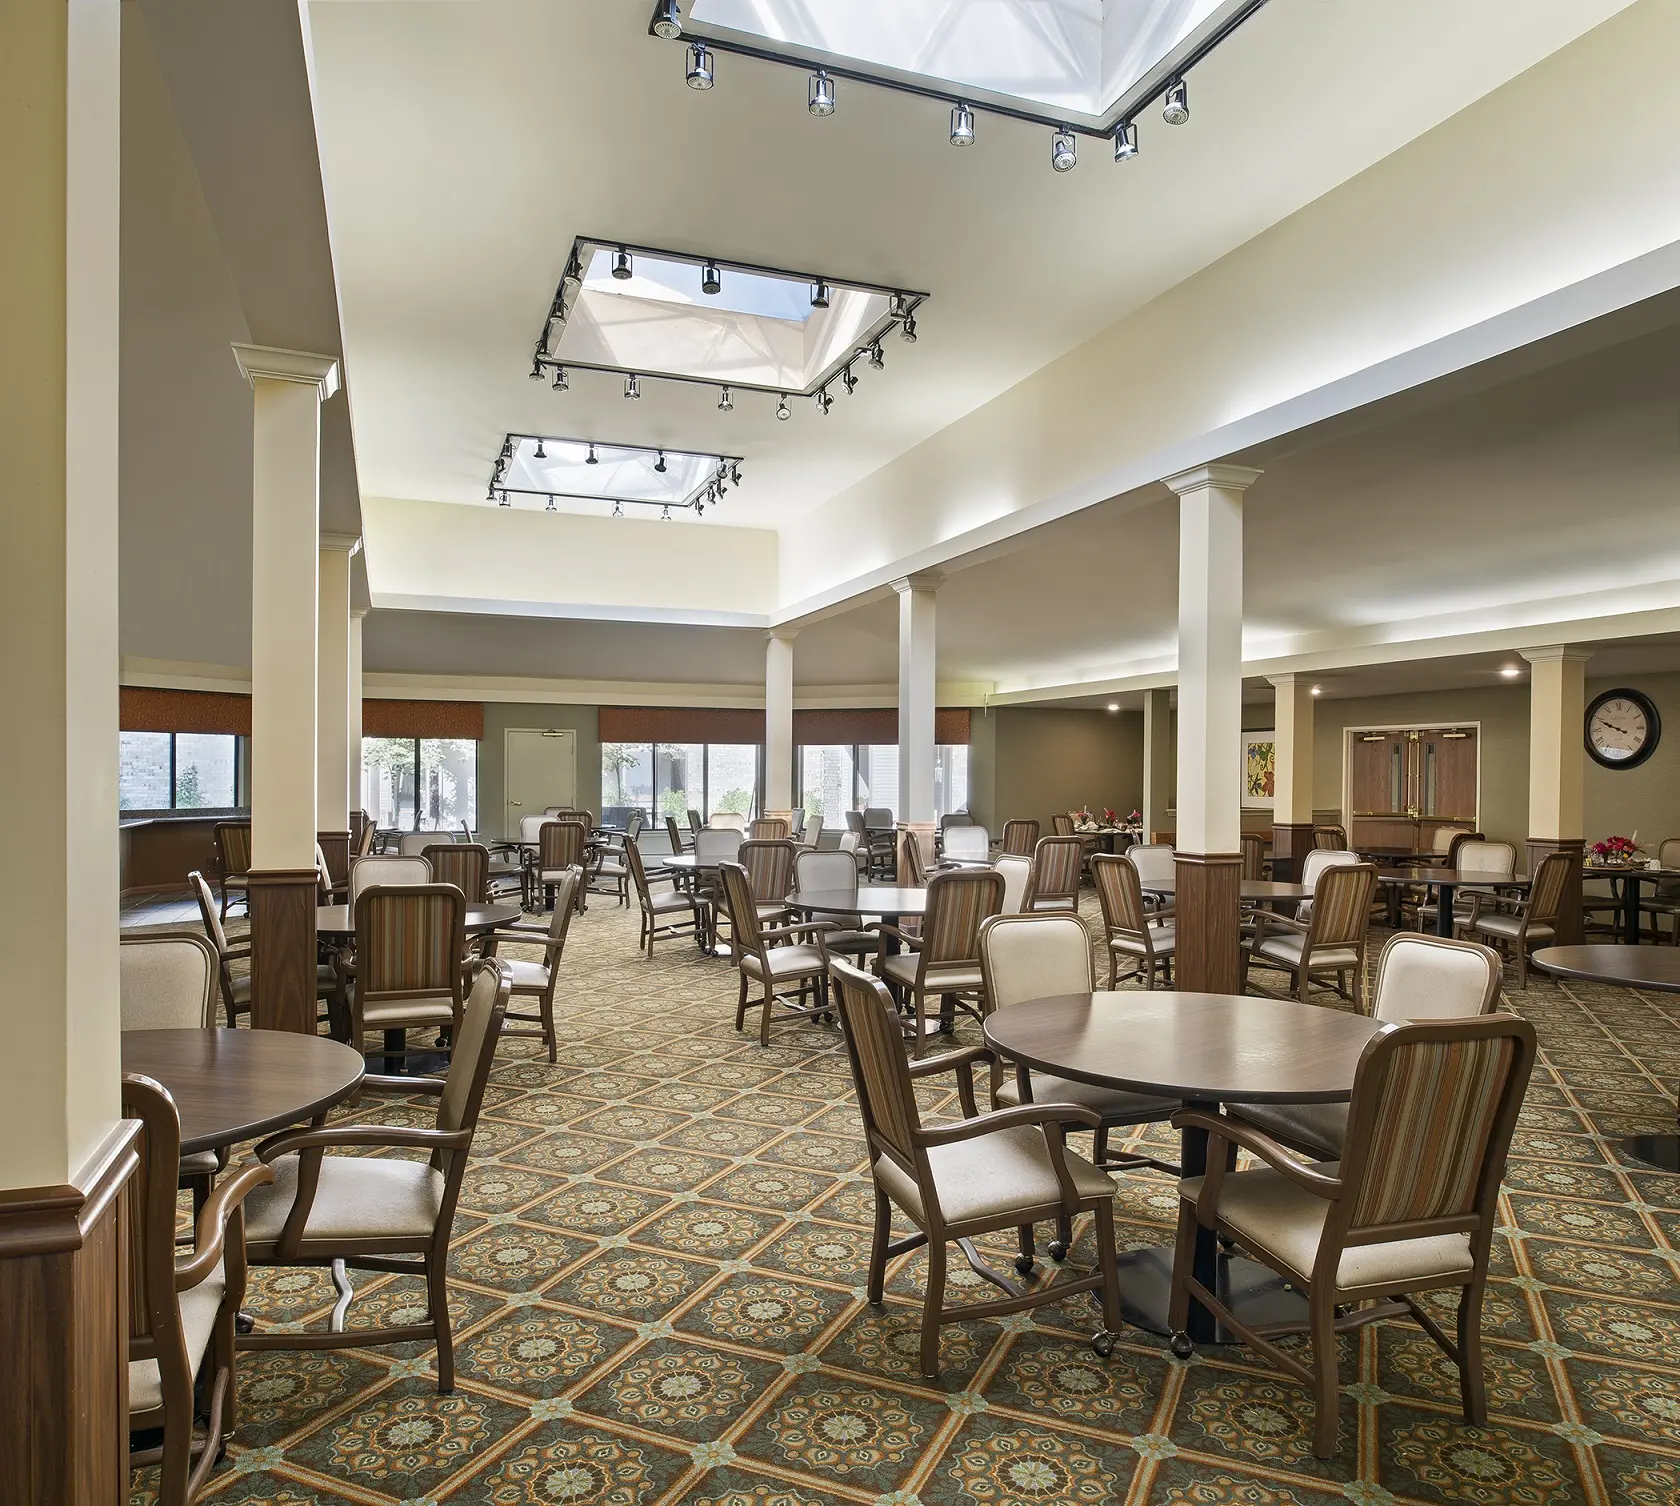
[808,69,835,116]
[1107,703,1119,713]
[950,102,975,147]
[685,42,713,90]
[1501,665,1522,678]
[1311,685,1322,696]
[1050,128,1077,172]
[612,248,633,280]
[651,0,683,41]
[1162,78,1189,126]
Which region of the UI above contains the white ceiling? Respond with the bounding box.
[305,0,1630,529]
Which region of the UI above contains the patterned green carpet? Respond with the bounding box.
[133,894,1680,1506]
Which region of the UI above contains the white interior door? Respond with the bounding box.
[504,728,577,839]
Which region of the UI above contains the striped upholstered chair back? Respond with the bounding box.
[739,839,797,904]
[829,958,921,1171]
[353,884,467,1016]
[1525,850,1574,925]
[900,833,929,887]
[1092,852,1150,937]
[427,842,491,903]
[749,817,791,840]
[1051,813,1075,837]
[1000,819,1039,857]
[214,821,252,877]
[1335,1013,1534,1255]
[1312,824,1349,851]
[1028,835,1085,912]
[1240,832,1266,880]
[538,819,588,873]
[1303,862,1378,950]
[918,867,1004,970]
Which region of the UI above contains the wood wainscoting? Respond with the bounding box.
[248,868,322,1033]
[1173,851,1244,994]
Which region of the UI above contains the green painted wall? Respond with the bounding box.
[477,703,601,840]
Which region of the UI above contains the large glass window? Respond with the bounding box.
[800,745,856,827]
[857,745,900,819]
[934,744,969,821]
[707,745,760,820]
[119,731,242,812]
[361,738,478,833]
[795,741,970,825]
[599,741,763,825]
[656,743,704,825]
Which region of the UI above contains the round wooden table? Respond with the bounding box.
[1136,878,1310,904]
[1373,867,1529,937]
[1535,944,1680,1172]
[984,990,1384,1344]
[122,1029,365,1155]
[786,887,928,958]
[1581,865,1680,946]
[315,903,520,937]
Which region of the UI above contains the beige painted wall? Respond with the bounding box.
[971,708,1143,833]
[476,703,602,836]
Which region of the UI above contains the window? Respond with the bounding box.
[361,738,477,832]
[599,741,763,824]
[935,744,969,821]
[795,742,970,824]
[800,745,856,827]
[858,745,900,819]
[119,731,241,812]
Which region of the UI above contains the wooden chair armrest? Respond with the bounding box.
[255,1122,470,1162]
[360,1073,446,1094]
[866,923,922,949]
[1171,1107,1344,1221]
[222,944,252,962]
[1146,905,1176,924]
[759,920,834,944]
[905,1043,991,1116]
[917,1101,1102,1146]
[175,1159,274,1290]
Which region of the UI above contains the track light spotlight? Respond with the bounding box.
[498,492,510,507]
[585,443,599,465]
[534,438,546,459]
[696,502,704,516]
[900,313,917,343]
[551,366,568,391]
[810,281,830,309]
[841,366,858,394]
[889,292,909,319]
[661,505,672,520]
[808,69,835,116]
[816,387,833,415]
[612,501,623,517]
[729,462,742,485]
[529,357,543,380]
[776,394,791,421]
[612,247,633,280]
[685,41,713,89]
[545,494,556,512]
[624,374,640,400]
[1162,78,1189,126]
[950,102,975,147]
[1113,120,1138,161]
[651,0,682,41]
[487,484,497,502]
[868,342,884,370]
[654,450,667,473]
[718,385,733,411]
[1050,129,1077,172]
[701,261,721,295]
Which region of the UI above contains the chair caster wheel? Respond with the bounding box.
[1047,1240,1069,1262]
[1014,1254,1036,1276]
[1170,1331,1195,1360]
[1091,1330,1116,1358]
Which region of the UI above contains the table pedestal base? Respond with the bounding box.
[1620,1135,1680,1173]
[1113,1244,1307,1344]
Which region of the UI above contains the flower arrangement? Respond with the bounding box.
[1128,810,1141,824]
[1102,808,1118,825]
[1591,834,1643,866]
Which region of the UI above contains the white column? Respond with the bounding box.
[349,606,366,814]
[1268,672,1316,826]
[233,345,339,870]
[894,573,943,825]
[317,535,359,833]
[764,629,797,816]
[1142,687,1173,842]
[1167,466,1259,855]
[1522,647,1591,841]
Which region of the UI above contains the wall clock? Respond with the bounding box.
[1584,688,1661,770]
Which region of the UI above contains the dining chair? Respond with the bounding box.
[1240,832,1267,881]
[794,848,876,960]
[518,812,550,846]
[1052,813,1075,837]
[739,837,798,925]
[709,810,749,832]
[1229,932,1503,1159]
[1167,1011,1537,1458]
[801,816,823,849]
[530,819,589,913]
[1455,850,1574,988]
[1638,836,1680,941]
[124,1073,273,1506]
[241,962,511,1391]
[479,868,579,1061]
[1246,861,1379,1009]
[343,884,468,1069]
[994,854,1033,915]
[1127,842,1176,906]
[213,821,252,920]
[828,957,1122,1378]
[694,827,744,862]
[665,814,693,856]
[900,831,930,887]
[189,870,250,1028]
[590,813,640,907]
[354,819,378,858]
[396,832,435,857]
[838,829,868,875]
[120,930,217,1031]
[1414,840,1516,933]
[874,867,1004,1057]
[1026,834,1084,913]
[749,816,791,840]
[349,854,433,905]
[1312,824,1349,851]
[1295,847,1363,922]
[1091,853,1176,988]
[628,840,708,956]
[978,912,1179,1260]
[1441,829,1484,866]
[862,808,898,880]
[942,824,991,866]
[688,808,704,839]
[720,861,834,1046]
[999,819,1039,857]
[425,841,491,904]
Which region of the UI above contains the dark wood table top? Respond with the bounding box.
[1533,945,1680,993]
[1374,866,1530,887]
[122,1029,365,1155]
[984,991,1385,1104]
[786,886,928,918]
[1138,878,1310,902]
[316,902,521,936]
[1582,865,1680,880]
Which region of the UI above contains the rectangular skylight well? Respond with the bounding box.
[582,246,815,325]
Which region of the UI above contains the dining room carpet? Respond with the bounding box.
[130,892,1680,1506]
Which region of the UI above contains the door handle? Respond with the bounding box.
[510,800,522,806]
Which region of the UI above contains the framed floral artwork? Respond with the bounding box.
[1243,732,1276,809]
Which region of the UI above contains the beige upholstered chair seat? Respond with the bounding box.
[740,943,826,981]
[504,958,551,991]
[1471,913,1554,943]
[824,925,878,954]
[755,902,791,923]
[1111,924,1176,957]
[178,1148,221,1179]
[995,1072,1176,1120]
[646,888,697,916]
[1180,1163,1474,1290]
[874,1126,1115,1228]
[245,1154,446,1245]
[1225,1101,1346,1160]
[882,954,983,992]
[538,866,577,884]
[1254,933,1359,970]
[361,995,457,1028]
[128,1257,225,1414]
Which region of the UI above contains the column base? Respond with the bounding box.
[1174,852,1244,994]
[0,1122,140,1506]
[1526,837,1585,946]
[249,868,322,1032]
[1269,823,1315,883]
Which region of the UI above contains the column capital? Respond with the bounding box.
[232,343,341,401]
[1520,645,1594,665]
[891,572,945,596]
[1164,463,1262,497]
[1266,672,1306,690]
[351,606,370,620]
[320,532,362,555]
[764,626,800,644]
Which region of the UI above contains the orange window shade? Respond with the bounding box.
[362,700,485,739]
[120,687,251,736]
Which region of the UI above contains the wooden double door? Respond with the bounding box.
[1348,727,1478,855]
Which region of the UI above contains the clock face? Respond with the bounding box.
[1586,690,1661,769]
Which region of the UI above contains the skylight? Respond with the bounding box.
[490,435,744,518]
[684,0,1252,127]
[581,246,814,325]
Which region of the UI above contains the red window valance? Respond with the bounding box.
[120,688,251,736]
[362,699,484,740]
